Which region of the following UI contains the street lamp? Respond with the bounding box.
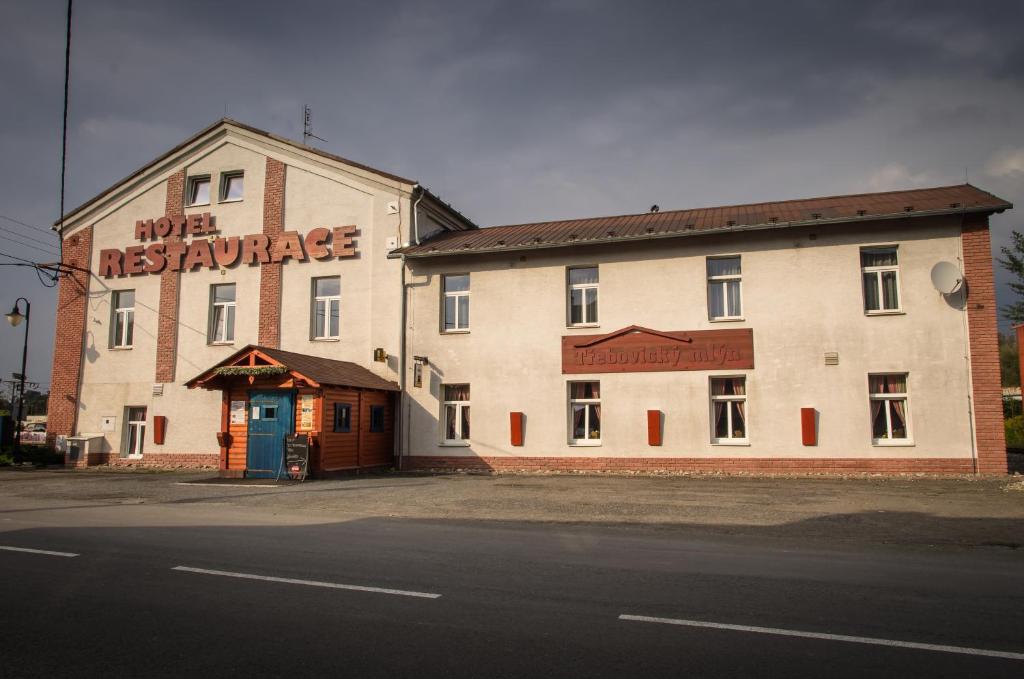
[6,298,30,462]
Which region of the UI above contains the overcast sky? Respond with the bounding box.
[1,0,1022,391]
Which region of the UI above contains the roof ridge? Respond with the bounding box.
[478,183,981,232]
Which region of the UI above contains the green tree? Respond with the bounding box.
[1000,332,1020,387]
[998,230,1024,323]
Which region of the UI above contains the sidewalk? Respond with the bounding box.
[1,468,1022,549]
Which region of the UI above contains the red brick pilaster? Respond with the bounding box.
[155,170,185,383]
[962,214,1008,474]
[46,226,93,441]
[259,157,285,348]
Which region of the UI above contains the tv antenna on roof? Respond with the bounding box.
[302,105,327,146]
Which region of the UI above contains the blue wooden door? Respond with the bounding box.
[246,391,294,478]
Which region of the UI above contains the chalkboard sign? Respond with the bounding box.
[284,433,310,481]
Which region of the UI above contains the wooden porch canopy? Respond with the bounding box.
[185,345,400,392]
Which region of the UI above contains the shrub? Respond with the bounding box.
[1005,415,1024,450]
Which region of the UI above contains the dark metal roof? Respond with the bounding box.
[391,184,1011,259]
[256,347,400,391]
[186,344,400,391]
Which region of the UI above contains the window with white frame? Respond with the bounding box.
[710,376,747,443]
[219,171,244,202]
[187,175,211,206]
[111,290,135,348]
[442,274,470,332]
[707,256,742,320]
[861,247,901,313]
[869,373,910,443]
[568,381,601,444]
[311,277,340,339]
[441,384,470,443]
[568,266,599,325]
[209,284,236,344]
[124,406,146,458]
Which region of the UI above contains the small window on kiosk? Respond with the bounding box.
[263,405,278,420]
[334,403,352,432]
[369,405,385,432]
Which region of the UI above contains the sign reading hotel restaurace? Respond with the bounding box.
[561,325,754,374]
[97,213,357,278]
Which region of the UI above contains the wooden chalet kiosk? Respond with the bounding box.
[186,346,399,478]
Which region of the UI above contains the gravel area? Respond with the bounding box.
[2,468,1023,549]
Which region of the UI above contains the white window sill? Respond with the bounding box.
[126,454,143,460]
[567,323,600,329]
[440,441,470,447]
[186,202,210,208]
[872,440,914,447]
[441,329,471,335]
[865,310,905,317]
[311,337,340,342]
[210,342,235,346]
[218,198,243,204]
[709,317,744,323]
[569,440,602,447]
[711,440,750,446]
[110,346,133,351]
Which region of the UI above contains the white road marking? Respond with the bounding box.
[619,614,1024,661]
[172,566,441,599]
[0,545,79,558]
[173,483,281,489]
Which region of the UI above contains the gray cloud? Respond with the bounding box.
[1,0,1022,387]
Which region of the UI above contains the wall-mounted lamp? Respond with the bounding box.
[373,348,388,362]
[412,356,428,388]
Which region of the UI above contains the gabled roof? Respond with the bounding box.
[55,118,477,232]
[186,344,400,392]
[391,183,1012,259]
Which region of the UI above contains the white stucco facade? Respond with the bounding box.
[403,218,976,463]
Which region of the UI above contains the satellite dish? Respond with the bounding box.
[930,261,963,294]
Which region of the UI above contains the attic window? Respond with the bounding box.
[187,176,211,206]
[220,172,244,202]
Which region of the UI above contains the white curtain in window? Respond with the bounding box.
[861,250,897,267]
[708,283,724,318]
[707,258,741,276]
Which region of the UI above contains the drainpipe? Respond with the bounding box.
[412,184,425,245]
[397,186,425,470]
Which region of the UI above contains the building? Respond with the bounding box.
[47,119,1013,475]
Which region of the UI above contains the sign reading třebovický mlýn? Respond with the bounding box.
[97,213,357,278]
[562,326,754,374]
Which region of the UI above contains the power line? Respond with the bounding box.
[0,214,52,236]
[0,250,41,265]
[0,225,58,251]
[0,234,58,258]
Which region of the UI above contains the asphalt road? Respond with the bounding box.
[1,500,1023,677]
